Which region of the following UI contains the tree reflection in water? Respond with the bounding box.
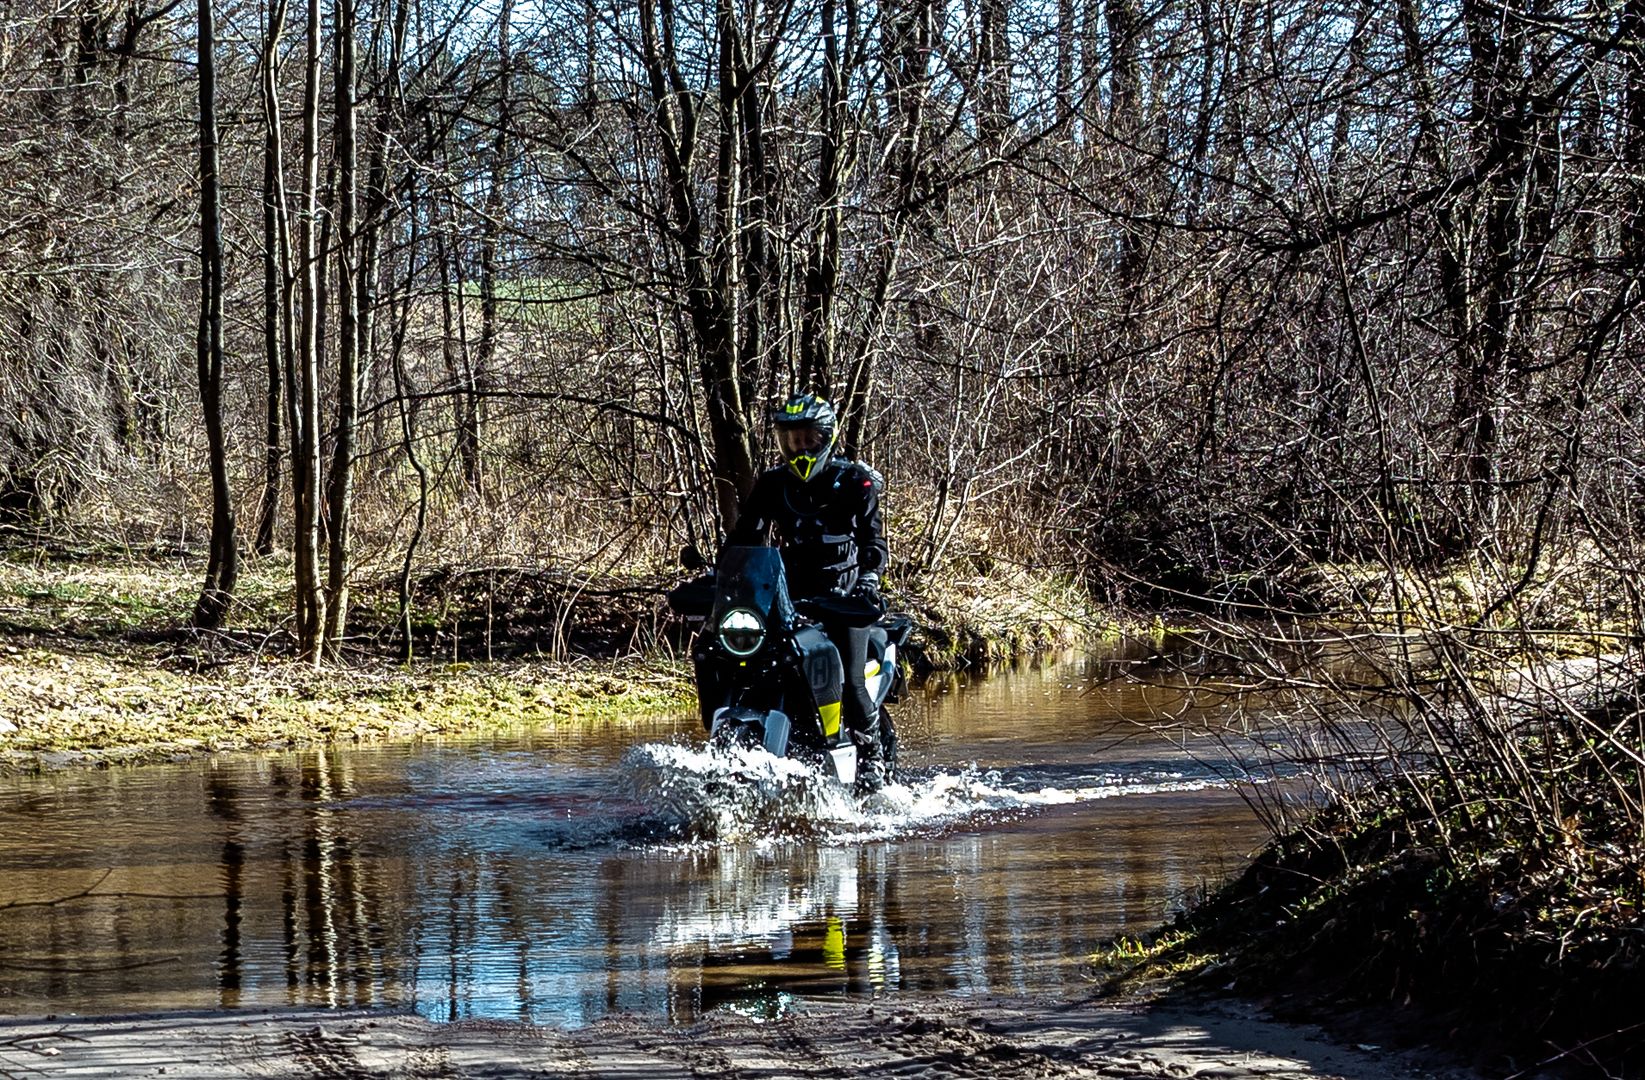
[0,661,1267,1023]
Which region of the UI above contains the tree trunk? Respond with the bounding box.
[472,0,515,503]
[293,0,326,661]
[1623,0,1645,269]
[800,0,852,393]
[979,0,1011,145]
[253,0,291,558]
[1080,0,1101,151]
[837,0,934,450]
[323,0,360,660]
[1056,0,1075,126]
[1106,0,1145,286]
[191,0,237,631]
[638,0,756,526]
[1451,0,1530,550]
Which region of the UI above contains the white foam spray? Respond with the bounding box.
[620,740,1218,847]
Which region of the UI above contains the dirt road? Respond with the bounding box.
[0,995,1477,1079]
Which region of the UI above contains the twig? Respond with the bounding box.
[1502,1020,1645,1080]
[1,869,216,911]
[0,955,182,973]
[2,1029,90,1049]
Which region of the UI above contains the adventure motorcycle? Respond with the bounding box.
[668,545,911,790]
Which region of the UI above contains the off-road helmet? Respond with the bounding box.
[773,392,838,482]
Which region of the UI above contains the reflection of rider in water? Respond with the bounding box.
[727,393,890,762]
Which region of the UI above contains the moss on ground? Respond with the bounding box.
[0,645,691,773]
[0,548,693,773]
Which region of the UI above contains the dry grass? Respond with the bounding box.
[0,529,1114,769]
[0,546,691,772]
[0,644,691,770]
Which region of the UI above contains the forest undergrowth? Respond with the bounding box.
[1090,548,1645,1079]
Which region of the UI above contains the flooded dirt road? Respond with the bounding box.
[1,657,1273,1026]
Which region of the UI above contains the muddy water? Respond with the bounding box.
[0,656,1272,1025]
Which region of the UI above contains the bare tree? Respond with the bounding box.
[253,0,292,558]
[322,0,362,659]
[293,0,327,660]
[190,0,236,631]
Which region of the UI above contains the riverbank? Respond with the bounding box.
[0,545,676,772]
[0,542,1107,772]
[1094,781,1645,1078]
[0,645,691,773]
[0,993,1483,1080]
[1083,638,1645,1078]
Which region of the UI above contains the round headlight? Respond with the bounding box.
[718,608,765,656]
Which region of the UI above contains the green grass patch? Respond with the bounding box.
[457,276,601,331]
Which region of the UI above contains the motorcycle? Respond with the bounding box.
[668,545,911,790]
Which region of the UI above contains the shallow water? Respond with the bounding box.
[0,655,1274,1025]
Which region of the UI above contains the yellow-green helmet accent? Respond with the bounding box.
[773,393,839,483]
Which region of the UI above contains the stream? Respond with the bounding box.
[0,654,1277,1026]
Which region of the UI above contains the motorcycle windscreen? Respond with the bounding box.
[711,545,797,629]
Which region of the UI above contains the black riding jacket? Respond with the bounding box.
[727,456,889,600]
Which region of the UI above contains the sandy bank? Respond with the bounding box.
[0,995,1482,1080]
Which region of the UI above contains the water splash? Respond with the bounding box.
[621,740,1220,846]
[622,740,860,843]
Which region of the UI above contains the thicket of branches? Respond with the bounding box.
[4,1,1642,1055]
[0,0,1642,636]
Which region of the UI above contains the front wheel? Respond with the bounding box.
[710,720,762,752]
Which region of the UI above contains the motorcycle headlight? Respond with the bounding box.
[718,608,765,657]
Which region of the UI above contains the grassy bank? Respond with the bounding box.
[0,646,690,772]
[1086,551,1644,1078]
[0,547,678,773]
[0,541,1113,772]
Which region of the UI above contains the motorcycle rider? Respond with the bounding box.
[725,392,891,768]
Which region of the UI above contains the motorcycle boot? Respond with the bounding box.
[837,625,893,789]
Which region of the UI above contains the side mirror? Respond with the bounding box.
[680,545,708,571]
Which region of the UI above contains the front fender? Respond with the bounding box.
[710,706,792,757]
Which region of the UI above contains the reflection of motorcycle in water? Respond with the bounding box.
[668,546,911,790]
[620,841,906,1014]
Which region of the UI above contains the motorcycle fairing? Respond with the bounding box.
[849,615,914,713]
[793,623,845,743]
[842,626,879,720]
[708,546,796,640]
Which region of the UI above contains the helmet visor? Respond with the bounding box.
[777,424,828,457]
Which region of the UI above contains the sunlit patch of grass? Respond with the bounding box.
[0,556,196,633]
[898,555,1133,669]
[0,646,691,767]
[1297,544,1636,642]
[1085,930,1219,993]
[457,277,600,331]
[0,546,693,768]
[0,550,333,640]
